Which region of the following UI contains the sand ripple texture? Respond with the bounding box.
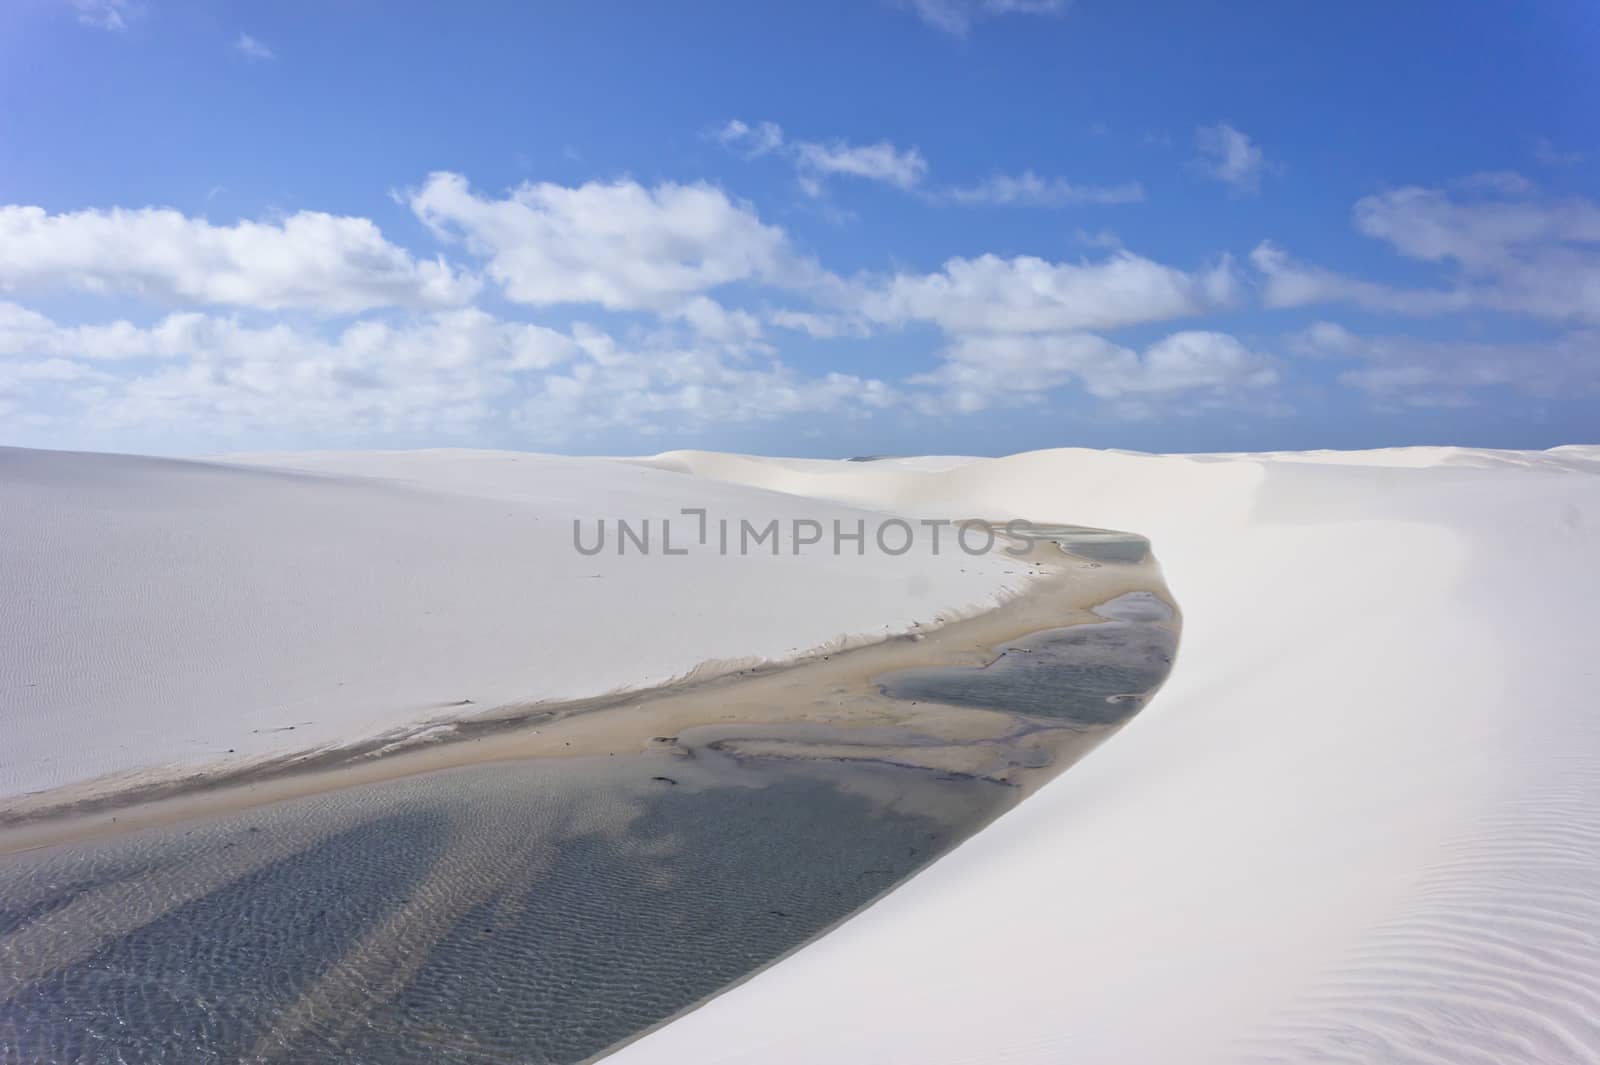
[0,756,1007,1065]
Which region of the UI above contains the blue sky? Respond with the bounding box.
[1,0,1597,457]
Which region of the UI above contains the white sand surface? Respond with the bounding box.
[0,447,1030,801]
[9,441,1600,1063]
[611,445,1600,1064]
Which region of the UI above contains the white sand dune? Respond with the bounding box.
[7,442,1600,1063]
[611,445,1600,1065]
[0,446,1029,801]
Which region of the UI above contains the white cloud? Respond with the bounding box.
[0,301,198,361]
[860,251,1239,334]
[767,309,870,339]
[0,204,477,313]
[1251,241,1468,315]
[1355,179,1600,323]
[943,170,1145,207]
[793,140,929,191]
[1074,228,1124,249]
[70,0,139,31]
[897,0,1069,36]
[0,300,573,368]
[520,326,899,436]
[913,329,1276,413]
[0,157,1295,440]
[1257,178,1600,324]
[410,172,798,310]
[669,296,766,347]
[0,304,574,437]
[1291,321,1600,406]
[0,356,106,400]
[1285,320,1361,357]
[851,248,1259,415]
[0,300,899,442]
[716,119,785,157]
[1353,178,1600,274]
[1195,122,1271,195]
[1451,170,1536,196]
[233,33,275,61]
[717,119,928,195]
[720,120,1142,208]
[1127,331,1279,395]
[1355,181,1600,267]
[1532,137,1586,167]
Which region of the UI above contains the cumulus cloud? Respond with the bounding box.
[0,304,571,437]
[913,329,1276,413]
[1257,177,1600,324]
[0,300,900,442]
[6,151,1421,439]
[0,204,477,313]
[520,325,899,435]
[1291,321,1600,407]
[669,296,766,347]
[410,172,798,310]
[0,174,904,441]
[897,0,1069,36]
[942,171,1145,207]
[859,251,1239,334]
[1251,242,1469,315]
[846,249,1258,415]
[766,309,871,339]
[0,300,575,400]
[1354,179,1600,268]
[1355,179,1600,323]
[1194,122,1271,195]
[233,33,275,61]
[0,301,197,361]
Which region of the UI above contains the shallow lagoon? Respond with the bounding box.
[0,537,1178,1064]
[1,756,1007,1064]
[879,593,1177,725]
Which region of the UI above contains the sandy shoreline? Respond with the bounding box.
[0,534,1174,857]
[2,447,1045,804]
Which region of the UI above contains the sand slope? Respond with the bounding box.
[613,445,1600,1064]
[0,447,1029,801]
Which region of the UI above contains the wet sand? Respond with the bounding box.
[0,530,1176,856]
